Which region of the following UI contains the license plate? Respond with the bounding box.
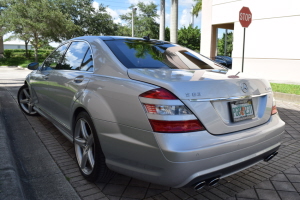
[229,99,255,122]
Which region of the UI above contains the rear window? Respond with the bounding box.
[104,39,224,70]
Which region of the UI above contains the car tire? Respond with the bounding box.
[74,111,114,182]
[17,85,38,116]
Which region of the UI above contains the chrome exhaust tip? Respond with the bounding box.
[264,151,278,162]
[208,177,220,186]
[194,181,206,190]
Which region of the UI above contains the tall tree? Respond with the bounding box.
[192,0,202,17]
[55,0,117,36]
[120,2,159,39]
[0,0,78,61]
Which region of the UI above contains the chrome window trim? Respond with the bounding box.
[189,92,270,102]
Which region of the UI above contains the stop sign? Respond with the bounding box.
[239,7,252,28]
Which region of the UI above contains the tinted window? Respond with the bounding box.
[43,43,69,70]
[105,39,223,70]
[59,42,89,70]
[80,48,93,72]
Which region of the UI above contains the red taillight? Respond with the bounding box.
[140,88,177,99]
[149,120,205,133]
[271,105,278,115]
[140,88,206,133]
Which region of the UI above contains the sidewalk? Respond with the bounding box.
[0,66,80,200]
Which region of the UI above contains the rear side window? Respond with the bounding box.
[104,39,223,70]
[43,43,69,70]
[80,48,93,72]
[59,42,90,70]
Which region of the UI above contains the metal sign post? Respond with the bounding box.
[239,7,252,72]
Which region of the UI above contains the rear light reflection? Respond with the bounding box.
[140,88,178,100]
[149,119,205,133]
[271,105,278,115]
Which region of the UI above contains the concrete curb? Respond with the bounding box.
[0,104,25,200]
[17,66,28,70]
[274,92,300,104]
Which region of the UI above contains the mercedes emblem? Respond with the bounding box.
[241,83,248,93]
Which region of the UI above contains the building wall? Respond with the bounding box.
[4,44,32,50]
[201,0,300,82]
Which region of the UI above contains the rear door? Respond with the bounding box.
[46,41,93,130]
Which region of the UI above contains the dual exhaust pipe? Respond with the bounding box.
[264,151,278,162]
[194,151,279,190]
[194,177,220,190]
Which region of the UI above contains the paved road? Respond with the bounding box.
[1,66,300,200]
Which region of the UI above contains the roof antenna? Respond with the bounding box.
[143,34,150,41]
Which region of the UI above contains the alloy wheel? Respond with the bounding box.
[74,118,95,175]
[18,86,37,115]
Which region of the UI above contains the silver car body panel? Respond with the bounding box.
[24,36,285,187]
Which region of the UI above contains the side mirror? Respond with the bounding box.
[27,62,39,70]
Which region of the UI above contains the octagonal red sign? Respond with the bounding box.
[239,7,252,28]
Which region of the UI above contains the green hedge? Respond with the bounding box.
[4,49,53,59]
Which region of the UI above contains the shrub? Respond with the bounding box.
[4,50,13,58]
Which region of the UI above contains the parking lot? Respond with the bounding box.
[1,66,300,200]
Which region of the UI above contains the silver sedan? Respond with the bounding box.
[18,36,285,189]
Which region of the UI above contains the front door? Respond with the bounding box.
[46,41,94,131]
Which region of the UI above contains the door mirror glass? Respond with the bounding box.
[27,62,39,70]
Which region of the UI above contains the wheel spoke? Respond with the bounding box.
[74,137,86,148]
[28,104,33,113]
[23,89,30,99]
[80,120,89,139]
[20,99,29,104]
[86,134,94,147]
[81,151,88,169]
[88,149,95,168]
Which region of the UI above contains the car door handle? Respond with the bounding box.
[74,76,84,83]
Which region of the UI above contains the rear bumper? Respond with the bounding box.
[93,114,285,188]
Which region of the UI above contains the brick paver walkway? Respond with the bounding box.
[20,100,300,200]
[1,67,300,199]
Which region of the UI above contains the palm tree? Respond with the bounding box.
[170,0,178,43]
[192,0,202,17]
[159,0,165,41]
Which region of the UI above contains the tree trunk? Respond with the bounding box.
[34,47,38,62]
[170,0,178,43]
[25,40,29,58]
[159,0,165,41]
[33,33,38,62]
[0,36,4,58]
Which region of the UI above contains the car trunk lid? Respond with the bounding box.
[128,69,273,135]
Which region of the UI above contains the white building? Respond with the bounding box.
[4,40,32,50]
[200,0,300,83]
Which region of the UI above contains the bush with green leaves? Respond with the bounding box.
[178,25,201,51]
[4,50,13,58]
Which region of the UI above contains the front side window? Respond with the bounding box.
[43,43,69,70]
[104,39,225,70]
[59,42,90,70]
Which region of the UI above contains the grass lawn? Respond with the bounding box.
[271,83,300,95]
[0,57,44,68]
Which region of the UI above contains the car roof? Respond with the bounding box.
[70,35,164,42]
